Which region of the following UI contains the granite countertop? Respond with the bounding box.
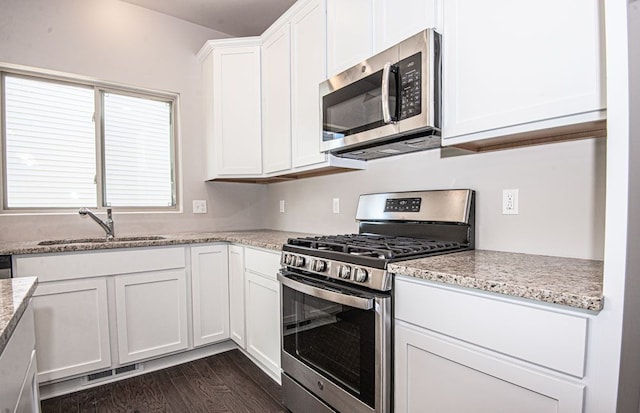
[0,229,315,256]
[388,250,604,311]
[0,230,605,312]
[0,277,37,355]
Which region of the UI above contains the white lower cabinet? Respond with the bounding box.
[245,271,281,380]
[31,278,111,382]
[191,245,230,347]
[394,276,586,413]
[395,321,584,413]
[0,303,41,413]
[229,245,282,382]
[228,245,246,347]
[114,270,189,364]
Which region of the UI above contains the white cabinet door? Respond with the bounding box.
[15,350,40,413]
[395,321,585,413]
[374,0,439,53]
[228,245,246,348]
[114,270,188,364]
[290,0,328,168]
[326,0,374,76]
[191,245,229,347]
[32,279,111,382]
[245,271,281,382]
[211,43,262,176]
[262,24,292,174]
[0,304,40,413]
[442,0,605,145]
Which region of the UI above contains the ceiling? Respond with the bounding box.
[120,0,297,37]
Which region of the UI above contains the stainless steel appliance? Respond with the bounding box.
[279,189,475,413]
[319,30,441,161]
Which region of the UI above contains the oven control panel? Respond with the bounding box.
[281,252,390,291]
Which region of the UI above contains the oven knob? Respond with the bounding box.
[338,265,352,279]
[283,254,292,265]
[293,255,306,267]
[354,268,368,283]
[312,259,327,272]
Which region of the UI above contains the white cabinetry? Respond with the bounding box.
[374,0,439,53]
[326,0,374,76]
[230,245,282,383]
[14,247,188,382]
[0,304,41,413]
[262,24,292,174]
[201,38,262,179]
[394,276,586,413]
[191,244,230,347]
[114,270,188,364]
[290,0,327,168]
[228,245,246,347]
[326,0,439,76]
[31,279,111,382]
[442,0,606,147]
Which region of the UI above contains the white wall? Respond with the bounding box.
[266,138,606,260]
[0,0,267,242]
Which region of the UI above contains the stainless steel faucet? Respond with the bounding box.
[78,208,115,240]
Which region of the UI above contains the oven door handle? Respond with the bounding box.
[278,273,374,310]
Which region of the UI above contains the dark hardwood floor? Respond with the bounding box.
[40,350,288,413]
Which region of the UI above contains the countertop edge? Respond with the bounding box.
[0,277,38,356]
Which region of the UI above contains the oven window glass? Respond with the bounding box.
[282,284,376,408]
[322,69,397,142]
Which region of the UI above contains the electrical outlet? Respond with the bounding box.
[333,198,340,214]
[192,200,207,214]
[502,189,519,215]
[279,200,285,213]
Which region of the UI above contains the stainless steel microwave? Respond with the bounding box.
[320,29,441,161]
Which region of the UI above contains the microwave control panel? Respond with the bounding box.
[398,52,422,120]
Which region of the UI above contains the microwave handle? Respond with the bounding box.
[381,62,393,124]
[381,62,399,124]
[278,273,374,310]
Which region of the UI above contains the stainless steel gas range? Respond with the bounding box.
[278,189,476,413]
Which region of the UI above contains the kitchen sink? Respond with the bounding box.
[38,236,166,246]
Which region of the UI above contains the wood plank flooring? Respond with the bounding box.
[40,350,288,413]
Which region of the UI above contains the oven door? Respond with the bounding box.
[278,270,391,413]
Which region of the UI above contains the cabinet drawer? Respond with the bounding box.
[15,246,186,282]
[244,247,281,280]
[395,277,588,377]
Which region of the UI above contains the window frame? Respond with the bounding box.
[0,63,180,214]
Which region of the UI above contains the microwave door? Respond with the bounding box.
[321,66,399,151]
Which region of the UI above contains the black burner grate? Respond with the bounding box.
[287,234,462,260]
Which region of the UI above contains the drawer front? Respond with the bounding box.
[14,246,186,282]
[244,247,281,280]
[395,276,588,377]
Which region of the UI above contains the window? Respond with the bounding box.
[1,70,177,210]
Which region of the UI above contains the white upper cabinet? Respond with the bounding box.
[201,38,263,178]
[291,0,328,168]
[326,0,374,76]
[262,24,292,174]
[327,0,439,77]
[442,0,606,146]
[374,0,440,52]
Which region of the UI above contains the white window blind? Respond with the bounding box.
[2,72,177,210]
[102,93,173,207]
[4,76,97,208]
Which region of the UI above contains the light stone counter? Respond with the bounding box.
[0,231,604,311]
[0,277,37,355]
[0,229,314,256]
[388,250,604,311]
